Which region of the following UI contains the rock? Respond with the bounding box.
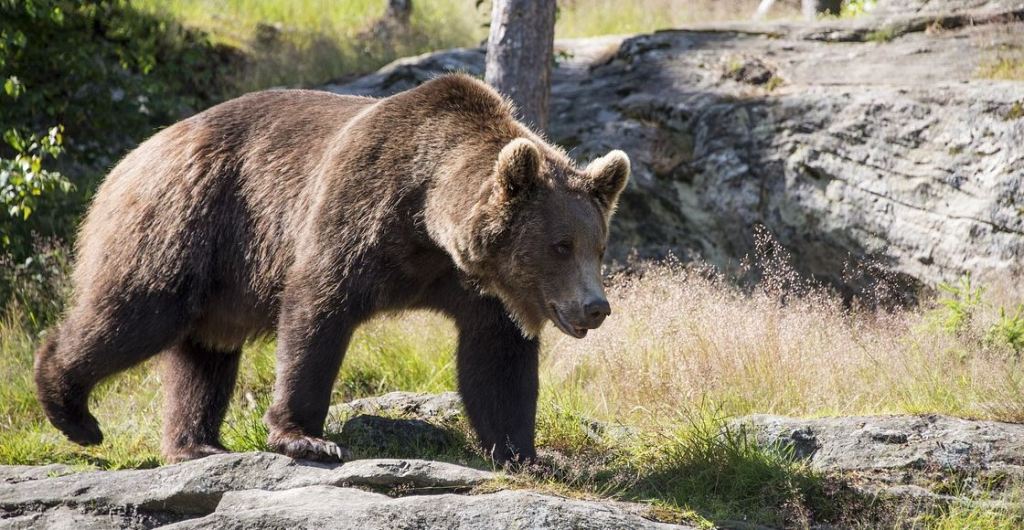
[734,414,1024,505]
[329,459,492,489]
[326,392,469,458]
[736,413,1024,473]
[163,486,693,530]
[0,464,82,485]
[333,414,463,458]
[332,391,464,421]
[325,1,1024,292]
[0,452,495,528]
[0,452,689,530]
[874,0,1024,17]
[328,393,636,451]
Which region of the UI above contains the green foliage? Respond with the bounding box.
[0,0,232,314]
[1006,100,1024,120]
[0,125,72,239]
[620,414,833,525]
[986,305,1024,355]
[866,26,898,43]
[0,245,70,329]
[1,0,229,163]
[926,274,1024,356]
[841,0,877,17]
[934,274,984,335]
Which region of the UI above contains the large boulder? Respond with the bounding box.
[326,0,1024,292]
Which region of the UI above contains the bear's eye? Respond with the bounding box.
[553,240,573,256]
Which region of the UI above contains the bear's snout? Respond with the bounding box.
[550,296,611,339]
[582,297,611,327]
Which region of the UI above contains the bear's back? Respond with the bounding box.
[72,90,377,326]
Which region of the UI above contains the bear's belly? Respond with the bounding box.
[191,288,278,351]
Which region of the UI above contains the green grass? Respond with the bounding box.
[913,492,1024,530]
[2,259,1023,527]
[979,57,1024,81]
[866,25,899,43]
[129,0,800,92]
[133,0,487,90]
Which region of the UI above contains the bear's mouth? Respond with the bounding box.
[549,304,588,339]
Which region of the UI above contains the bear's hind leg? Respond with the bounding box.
[35,292,194,447]
[33,333,102,446]
[161,339,242,463]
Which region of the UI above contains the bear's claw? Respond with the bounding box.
[270,434,351,463]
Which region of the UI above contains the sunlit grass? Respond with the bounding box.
[3,257,1022,467]
[2,246,1022,524]
[133,0,487,90]
[556,0,798,38]
[979,56,1024,81]
[129,0,801,92]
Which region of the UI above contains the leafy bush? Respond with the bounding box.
[986,305,1024,355]
[0,0,232,317]
[0,126,72,245]
[841,0,877,17]
[0,122,74,325]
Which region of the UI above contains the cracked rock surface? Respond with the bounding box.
[736,414,1024,507]
[327,0,1024,292]
[0,452,687,529]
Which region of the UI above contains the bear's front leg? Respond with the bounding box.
[265,285,363,462]
[453,297,540,465]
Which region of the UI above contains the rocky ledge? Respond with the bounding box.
[328,0,1024,294]
[3,392,1024,528]
[737,413,1024,510]
[0,452,686,529]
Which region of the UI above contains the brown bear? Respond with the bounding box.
[34,74,630,464]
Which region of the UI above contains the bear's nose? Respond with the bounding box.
[584,298,611,321]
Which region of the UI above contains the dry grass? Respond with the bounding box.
[975,22,1024,81]
[556,0,799,39]
[3,233,1022,525]
[542,262,1024,428]
[130,0,804,91]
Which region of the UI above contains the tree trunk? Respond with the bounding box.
[485,0,557,133]
[384,0,412,26]
[802,0,843,19]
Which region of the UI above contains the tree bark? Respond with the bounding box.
[802,0,843,19]
[485,0,556,133]
[384,0,412,26]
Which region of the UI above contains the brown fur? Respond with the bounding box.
[34,74,629,464]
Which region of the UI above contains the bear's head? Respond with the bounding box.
[459,138,630,339]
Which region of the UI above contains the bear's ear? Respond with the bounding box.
[494,138,542,201]
[584,150,630,210]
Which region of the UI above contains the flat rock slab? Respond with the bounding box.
[0,464,82,485]
[736,413,1024,473]
[0,453,494,529]
[0,452,686,529]
[736,413,1024,508]
[337,391,464,420]
[163,486,693,530]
